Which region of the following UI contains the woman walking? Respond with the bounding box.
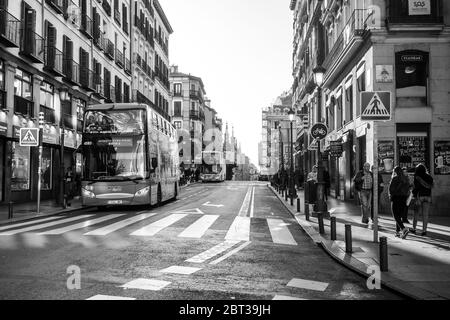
[411,164,434,236]
[389,166,411,239]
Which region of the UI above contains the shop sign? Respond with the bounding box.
[434,141,450,175]
[378,140,395,173]
[0,121,7,136]
[408,0,431,15]
[330,140,343,157]
[43,126,58,145]
[64,131,77,149]
[13,126,20,139]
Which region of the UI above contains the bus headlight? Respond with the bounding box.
[135,186,150,197]
[82,188,95,198]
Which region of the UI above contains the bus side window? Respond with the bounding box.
[151,157,158,172]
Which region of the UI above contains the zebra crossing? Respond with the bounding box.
[0,212,300,246]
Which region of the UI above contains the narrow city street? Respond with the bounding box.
[0,182,402,300]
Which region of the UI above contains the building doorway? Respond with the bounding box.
[0,139,4,202]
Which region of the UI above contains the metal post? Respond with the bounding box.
[318,214,325,234]
[373,121,379,243]
[60,119,66,209]
[305,202,310,220]
[330,216,336,240]
[8,202,13,219]
[297,198,300,213]
[345,224,352,253]
[37,112,44,215]
[290,120,294,206]
[379,236,388,272]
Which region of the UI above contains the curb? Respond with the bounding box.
[267,184,446,300]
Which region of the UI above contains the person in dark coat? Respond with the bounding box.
[65,167,74,207]
[411,164,434,236]
[389,166,411,239]
[370,165,384,222]
[323,169,331,200]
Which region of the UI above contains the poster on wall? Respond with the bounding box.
[378,140,395,173]
[398,135,427,173]
[434,141,450,175]
[408,0,431,15]
[376,65,393,83]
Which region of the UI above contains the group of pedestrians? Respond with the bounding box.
[353,162,433,239]
[179,165,201,186]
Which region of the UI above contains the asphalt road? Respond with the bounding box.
[0,181,403,300]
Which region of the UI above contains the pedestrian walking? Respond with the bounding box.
[370,165,384,222]
[353,162,373,224]
[388,166,411,239]
[307,165,318,182]
[411,164,434,236]
[323,168,330,201]
[65,167,74,207]
[402,167,413,224]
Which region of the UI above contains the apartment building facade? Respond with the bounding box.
[0,0,173,205]
[290,0,450,215]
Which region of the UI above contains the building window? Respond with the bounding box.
[40,82,54,109]
[174,121,182,129]
[345,83,353,123]
[14,69,33,100]
[41,147,53,190]
[0,60,4,90]
[174,101,182,116]
[174,83,182,95]
[11,142,31,191]
[356,64,366,117]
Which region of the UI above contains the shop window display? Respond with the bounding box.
[11,143,30,191]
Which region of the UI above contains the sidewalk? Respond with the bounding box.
[269,185,450,300]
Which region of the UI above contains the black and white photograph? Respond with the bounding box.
[0,0,449,313]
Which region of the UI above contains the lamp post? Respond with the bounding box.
[37,112,44,214]
[312,66,328,221]
[59,87,70,208]
[288,109,295,205]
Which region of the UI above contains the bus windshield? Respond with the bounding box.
[202,152,223,174]
[82,109,148,181]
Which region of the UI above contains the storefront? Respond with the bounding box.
[0,117,6,202]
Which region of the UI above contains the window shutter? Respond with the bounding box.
[0,0,9,9]
[122,4,127,33]
[93,7,100,41]
[23,4,36,54]
[46,21,57,68]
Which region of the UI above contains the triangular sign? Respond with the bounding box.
[23,130,37,143]
[362,92,389,116]
[171,208,204,215]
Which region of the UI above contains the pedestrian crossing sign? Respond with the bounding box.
[361,91,391,121]
[20,128,39,147]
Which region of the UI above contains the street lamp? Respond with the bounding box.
[312,66,328,223]
[59,87,70,208]
[288,109,295,205]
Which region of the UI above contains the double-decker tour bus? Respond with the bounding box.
[80,103,179,209]
[200,150,226,182]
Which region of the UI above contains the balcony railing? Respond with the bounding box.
[114,9,121,25]
[386,0,443,25]
[0,9,21,47]
[40,106,56,124]
[46,0,64,15]
[115,49,124,68]
[63,59,80,85]
[14,96,34,117]
[125,58,132,75]
[93,77,105,98]
[20,30,45,63]
[44,46,64,76]
[323,9,368,69]
[173,90,183,97]
[80,68,95,91]
[102,0,112,16]
[109,85,116,103]
[104,39,114,60]
[189,110,200,120]
[80,14,93,39]
[104,83,112,101]
[115,89,123,103]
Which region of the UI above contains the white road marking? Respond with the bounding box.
[203,202,224,208]
[238,187,253,217]
[186,240,240,263]
[130,214,187,236]
[37,214,124,235]
[84,213,158,236]
[209,241,251,265]
[120,278,171,291]
[178,215,219,238]
[267,219,297,246]
[171,208,204,215]
[249,187,255,218]
[0,215,95,236]
[0,216,64,231]
[86,295,136,300]
[225,216,250,241]
[160,266,202,275]
[272,295,307,300]
[287,278,329,292]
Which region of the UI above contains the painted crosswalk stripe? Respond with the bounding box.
[84,213,158,236]
[225,216,250,241]
[160,266,202,275]
[249,187,255,218]
[287,278,329,292]
[186,240,240,263]
[267,219,297,246]
[209,241,251,265]
[178,215,219,238]
[0,216,64,232]
[238,187,252,217]
[37,214,124,235]
[86,295,136,300]
[272,295,306,300]
[130,214,187,236]
[120,278,171,291]
[0,215,95,236]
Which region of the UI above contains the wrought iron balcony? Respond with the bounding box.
[45,0,64,15]
[80,13,93,39]
[173,90,183,97]
[102,0,112,17]
[80,68,95,91]
[0,9,21,47]
[104,39,114,60]
[386,0,443,27]
[115,89,123,103]
[93,76,105,98]
[125,58,132,75]
[105,85,116,103]
[14,96,34,117]
[114,9,121,26]
[189,110,200,120]
[104,83,112,101]
[44,46,64,77]
[115,49,124,68]
[20,30,45,63]
[63,58,80,85]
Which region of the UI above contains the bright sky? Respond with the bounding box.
[162,0,293,166]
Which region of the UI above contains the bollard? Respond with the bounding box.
[318,212,325,234]
[305,202,310,220]
[379,236,388,272]
[285,190,288,201]
[345,224,352,253]
[297,198,300,213]
[8,201,14,219]
[330,216,336,240]
[290,195,294,206]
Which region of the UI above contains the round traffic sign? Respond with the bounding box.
[310,123,328,140]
